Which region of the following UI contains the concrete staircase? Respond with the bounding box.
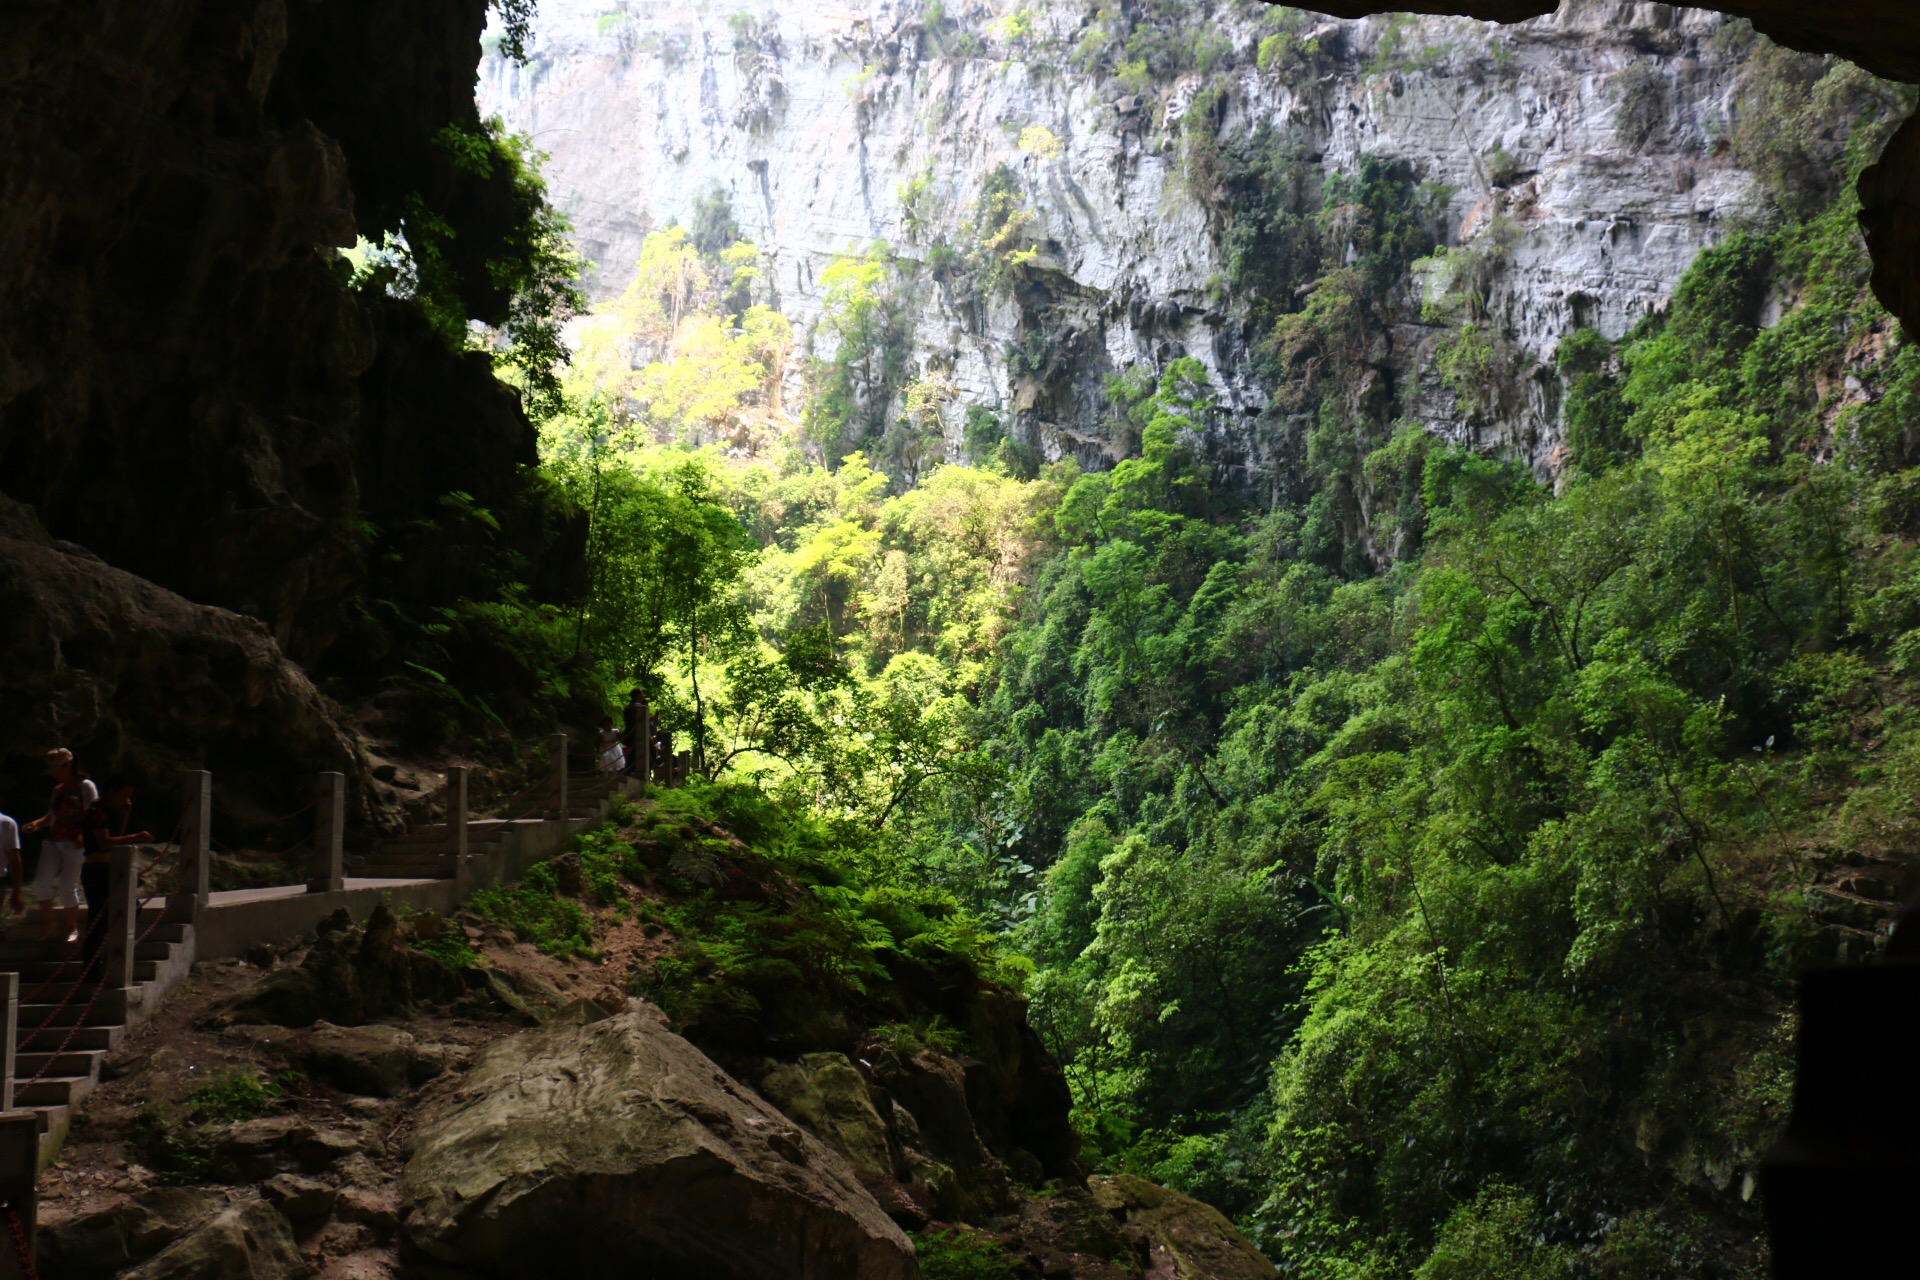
[0,906,196,1160]
[353,772,626,879]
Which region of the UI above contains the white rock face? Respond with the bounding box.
[479,0,1767,476]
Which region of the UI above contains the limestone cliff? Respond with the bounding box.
[480,0,1830,482]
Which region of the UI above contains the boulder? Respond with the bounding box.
[334,1184,401,1235]
[875,1048,1009,1217]
[480,965,577,1026]
[760,1053,897,1181]
[209,1116,365,1182]
[211,1116,315,1183]
[1089,1174,1278,1280]
[307,1022,444,1097]
[121,1201,309,1280]
[263,1173,339,1226]
[37,1188,225,1280]
[402,1009,917,1280]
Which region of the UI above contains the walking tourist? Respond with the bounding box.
[22,748,95,942]
[596,716,626,774]
[0,808,22,917]
[79,776,151,981]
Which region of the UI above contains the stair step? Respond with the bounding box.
[0,959,86,983]
[19,1002,123,1029]
[15,1075,90,1107]
[0,926,183,961]
[14,1050,103,1078]
[22,983,154,1007]
[18,1026,115,1053]
[12,960,159,987]
[0,943,81,962]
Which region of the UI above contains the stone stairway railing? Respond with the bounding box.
[0,735,649,1273]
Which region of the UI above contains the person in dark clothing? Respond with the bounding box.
[654,726,675,785]
[80,777,150,982]
[621,688,648,776]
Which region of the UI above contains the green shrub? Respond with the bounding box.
[134,1070,287,1184]
[1612,63,1667,151]
[1414,1184,1574,1279]
[911,1229,1018,1280]
[414,931,483,970]
[470,861,596,959]
[871,1015,967,1056]
[187,1072,280,1124]
[1483,143,1523,188]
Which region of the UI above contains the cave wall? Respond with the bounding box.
[0,0,565,815]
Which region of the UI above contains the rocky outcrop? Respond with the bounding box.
[1090,1175,1279,1280]
[401,1007,919,1280]
[1302,0,1920,351]
[305,1021,450,1097]
[36,1188,226,1280]
[0,495,359,815]
[123,1201,308,1280]
[760,1052,899,1182]
[1863,114,1920,343]
[45,1192,309,1280]
[227,904,468,1027]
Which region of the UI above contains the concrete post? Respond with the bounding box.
[102,847,137,991]
[176,770,211,918]
[448,767,470,896]
[308,772,345,895]
[0,975,16,1114]
[0,1110,38,1279]
[550,734,569,818]
[636,699,651,800]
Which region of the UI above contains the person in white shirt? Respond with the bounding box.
[21,748,96,942]
[0,811,22,916]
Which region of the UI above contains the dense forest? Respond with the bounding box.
[349,6,1920,1276]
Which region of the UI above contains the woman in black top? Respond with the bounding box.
[79,777,150,982]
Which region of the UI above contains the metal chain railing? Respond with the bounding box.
[18,884,174,1092]
[5,1206,38,1280]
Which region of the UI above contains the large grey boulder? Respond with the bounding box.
[401,1009,919,1280]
